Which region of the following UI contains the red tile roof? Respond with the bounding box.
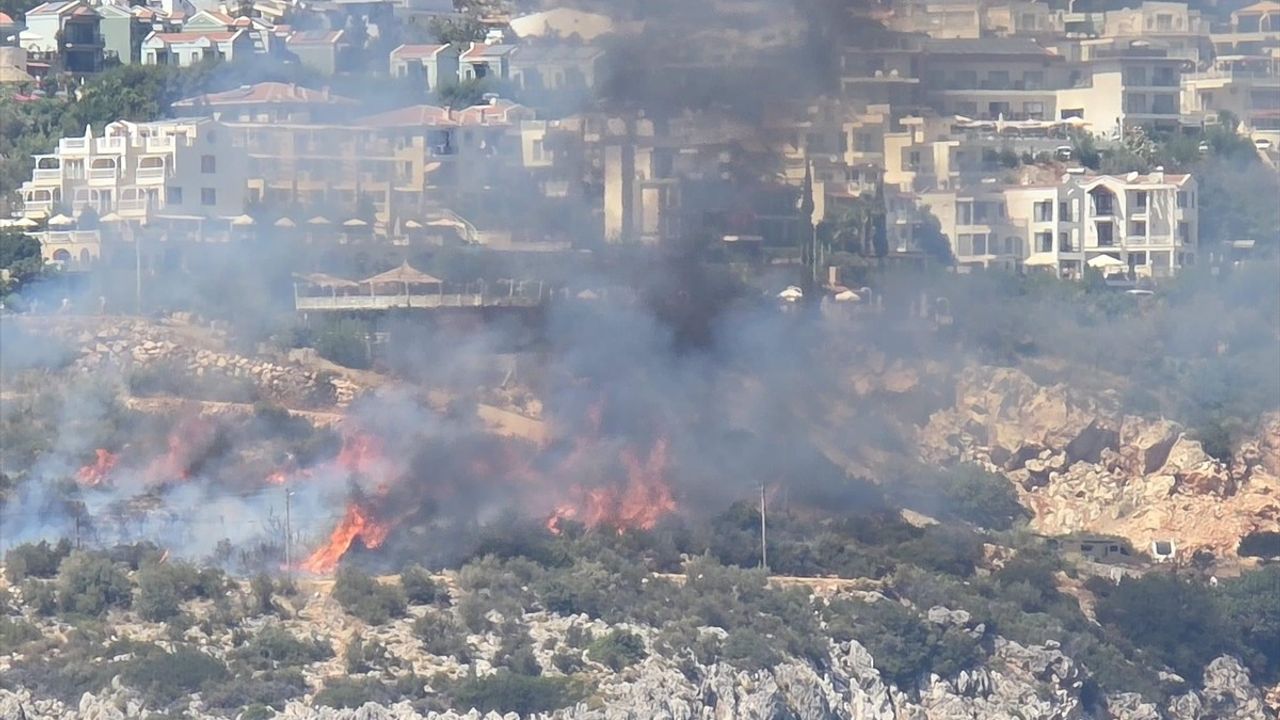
[288,29,342,45]
[172,81,355,107]
[358,104,454,128]
[0,12,16,24]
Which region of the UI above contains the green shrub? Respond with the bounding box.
[448,671,581,714]
[942,465,1029,530]
[201,670,306,712]
[587,629,646,671]
[135,562,200,622]
[402,564,448,606]
[121,647,229,706]
[721,627,782,670]
[1095,573,1228,680]
[234,625,333,670]
[0,617,41,653]
[344,638,392,674]
[551,649,583,674]
[250,573,278,616]
[314,319,371,369]
[413,611,472,661]
[827,598,980,688]
[4,540,72,583]
[332,567,407,625]
[56,552,132,616]
[20,579,58,616]
[494,623,541,676]
[313,676,391,709]
[1218,566,1280,681]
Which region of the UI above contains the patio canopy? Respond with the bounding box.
[307,216,331,225]
[274,217,296,228]
[47,213,74,226]
[230,214,255,226]
[1087,254,1125,269]
[363,261,442,294]
[1023,254,1058,267]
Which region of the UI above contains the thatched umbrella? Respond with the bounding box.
[362,261,442,299]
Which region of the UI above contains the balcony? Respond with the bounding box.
[32,168,62,183]
[95,137,125,153]
[59,138,88,154]
[135,166,167,183]
[87,167,118,185]
[146,137,176,152]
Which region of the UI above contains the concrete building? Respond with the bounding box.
[1210,0,1280,57]
[508,43,605,93]
[1057,44,1184,136]
[460,42,515,82]
[171,81,356,123]
[1182,54,1280,142]
[140,29,252,66]
[18,118,248,221]
[24,0,103,74]
[389,44,459,93]
[285,29,348,74]
[921,37,1066,121]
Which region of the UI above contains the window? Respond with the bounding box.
[1178,221,1190,242]
[1023,71,1044,89]
[1034,200,1054,222]
[1130,220,1147,237]
[1176,191,1188,208]
[907,151,921,170]
[1097,221,1114,246]
[201,188,216,206]
[1134,190,1148,210]
[973,234,988,255]
[1125,93,1148,114]
[955,70,977,88]
[956,201,974,225]
[167,186,183,205]
[201,155,216,173]
[531,139,545,162]
[1124,66,1148,86]
[1151,94,1177,114]
[206,130,216,144]
[1004,236,1023,255]
[1059,201,1072,221]
[855,133,875,152]
[1059,232,1073,252]
[1024,101,1045,119]
[986,70,1010,89]
[1036,231,1053,252]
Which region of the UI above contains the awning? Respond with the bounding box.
[362,260,442,286]
[14,217,41,228]
[307,216,331,225]
[1087,254,1125,268]
[404,219,424,229]
[47,213,74,226]
[293,272,359,288]
[230,214,255,226]
[342,218,368,227]
[1023,254,1059,267]
[274,217,296,228]
[98,212,123,223]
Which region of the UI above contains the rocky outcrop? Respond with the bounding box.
[921,366,1280,560]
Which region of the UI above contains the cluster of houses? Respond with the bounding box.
[4,0,1278,281]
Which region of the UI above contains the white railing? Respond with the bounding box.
[22,200,53,214]
[95,137,125,153]
[146,137,176,152]
[117,198,149,212]
[39,230,100,244]
[88,167,118,181]
[136,166,167,181]
[59,138,88,152]
[295,292,544,311]
[32,168,62,182]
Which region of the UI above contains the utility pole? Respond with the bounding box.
[760,483,768,573]
[284,485,293,580]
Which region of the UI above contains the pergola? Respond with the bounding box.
[293,272,362,301]
[362,261,443,298]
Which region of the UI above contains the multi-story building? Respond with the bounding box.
[1210,0,1280,57]
[1057,45,1184,136]
[508,44,605,94]
[171,81,356,123]
[389,44,459,93]
[838,28,924,108]
[1182,54,1280,142]
[1006,170,1197,279]
[921,37,1066,121]
[460,42,515,82]
[140,29,253,66]
[18,118,248,221]
[763,100,890,188]
[24,0,104,74]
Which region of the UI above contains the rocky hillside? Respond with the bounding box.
[0,571,1272,720]
[920,366,1280,561]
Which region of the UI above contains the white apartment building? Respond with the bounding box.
[19,118,248,221]
[915,170,1197,278]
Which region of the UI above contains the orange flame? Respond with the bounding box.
[300,503,391,574]
[548,436,676,534]
[144,418,216,484]
[337,432,385,476]
[76,449,119,487]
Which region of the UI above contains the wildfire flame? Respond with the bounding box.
[76,449,119,487]
[548,436,676,534]
[300,502,391,574]
[337,432,386,475]
[144,418,217,484]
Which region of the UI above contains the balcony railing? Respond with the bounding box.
[135,166,167,181]
[295,292,545,312]
[32,168,62,182]
[59,138,88,153]
[88,167,118,181]
[39,230,100,245]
